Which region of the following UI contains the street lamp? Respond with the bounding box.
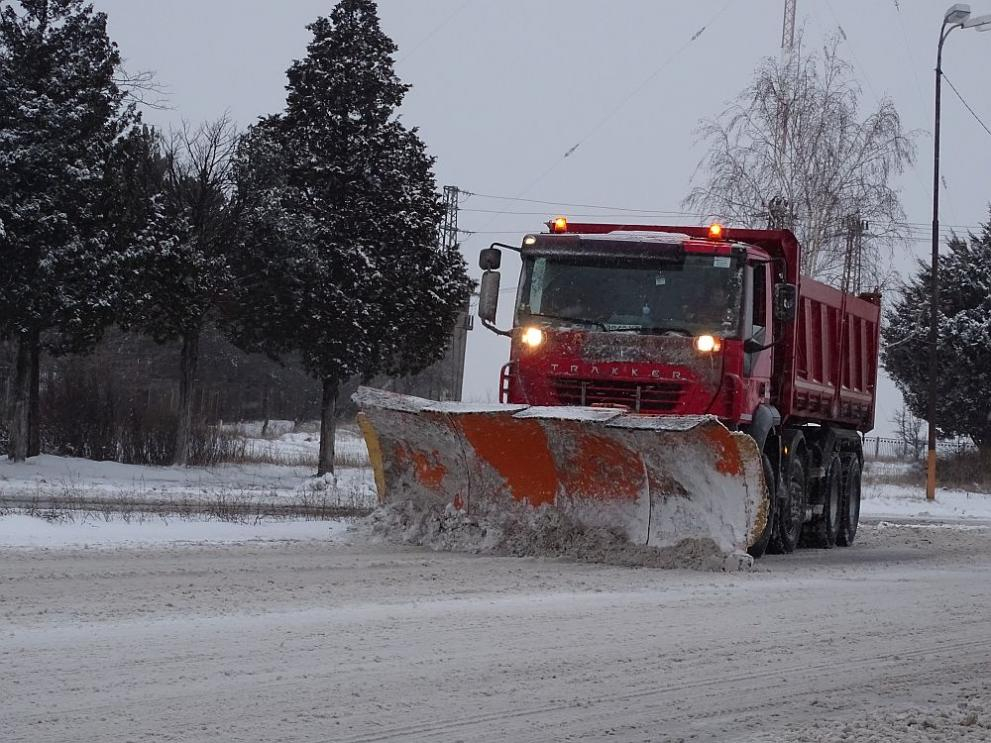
[928,4,991,501]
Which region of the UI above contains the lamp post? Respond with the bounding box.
[928,5,991,501]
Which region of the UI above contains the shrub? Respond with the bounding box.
[40,360,245,466]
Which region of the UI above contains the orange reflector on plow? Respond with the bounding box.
[354,387,769,554]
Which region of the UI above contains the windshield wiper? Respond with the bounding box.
[526,312,608,330]
[604,325,692,335]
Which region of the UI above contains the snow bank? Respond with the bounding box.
[229,419,297,437]
[861,482,991,521]
[0,453,376,507]
[238,423,369,466]
[364,501,752,571]
[0,514,352,549]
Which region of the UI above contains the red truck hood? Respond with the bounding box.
[510,329,727,415]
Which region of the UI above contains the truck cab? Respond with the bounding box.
[480,221,796,427]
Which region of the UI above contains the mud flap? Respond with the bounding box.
[354,387,769,554]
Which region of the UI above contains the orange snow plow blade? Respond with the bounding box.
[354,387,769,554]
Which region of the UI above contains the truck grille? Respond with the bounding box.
[552,378,685,413]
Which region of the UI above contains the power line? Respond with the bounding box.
[942,72,991,140]
[890,0,929,115]
[462,190,703,215]
[461,206,702,218]
[397,0,474,63]
[462,191,981,232]
[461,0,735,241]
[545,0,735,169]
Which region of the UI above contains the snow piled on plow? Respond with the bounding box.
[364,501,753,572]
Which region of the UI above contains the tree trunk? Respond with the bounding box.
[28,331,41,457]
[174,330,200,466]
[261,384,270,437]
[7,333,32,462]
[317,377,338,477]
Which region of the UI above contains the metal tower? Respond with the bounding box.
[440,185,460,253]
[441,185,471,400]
[781,0,797,53]
[770,0,798,224]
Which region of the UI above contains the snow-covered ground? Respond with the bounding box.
[231,420,369,467]
[0,452,376,509]
[862,482,991,521]
[3,448,990,525]
[0,513,353,549]
[3,444,991,741]
[860,460,991,521]
[3,520,991,742]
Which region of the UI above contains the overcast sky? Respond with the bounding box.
[92,0,991,436]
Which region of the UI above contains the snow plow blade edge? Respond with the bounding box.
[354,387,769,554]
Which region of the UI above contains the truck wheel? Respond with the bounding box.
[802,454,842,548]
[770,455,805,554]
[836,456,861,546]
[747,454,776,559]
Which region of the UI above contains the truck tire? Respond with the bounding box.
[747,454,776,559]
[802,454,842,548]
[836,456,862,547]
[770,454,805,554]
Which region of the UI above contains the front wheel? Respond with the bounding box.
[770,454,806,554]
[747,453,776,559]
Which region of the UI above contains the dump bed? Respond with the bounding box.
[781,277,881,432]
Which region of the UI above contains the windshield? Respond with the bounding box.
[517,253,743,336]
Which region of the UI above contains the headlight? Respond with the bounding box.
[694,334,721,353]
[521,326,544,348]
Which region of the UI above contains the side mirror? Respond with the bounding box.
[774,282,797,323]
[479,247,502,271]
[478,270,500,323]
[744,338,765,354]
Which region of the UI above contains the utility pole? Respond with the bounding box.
[440,185,472,401]
[775,0,798,156]
[781,0,797,55]
[440,185,460,253]
[841,215,867,295]
[770,1,798,224]
[925,6,991,500]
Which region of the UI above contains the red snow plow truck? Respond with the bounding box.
[355,221,880,558]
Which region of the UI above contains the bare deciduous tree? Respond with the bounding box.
[127,117,238,466]
[684,34,915,286]
[114,65,171,111]
[892,403,924,461]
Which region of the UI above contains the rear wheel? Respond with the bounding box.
[770,454,805,554]
[747,454,776,559]
[836,456,862,546]
[802,454,842,548]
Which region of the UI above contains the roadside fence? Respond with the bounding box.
[862,436,973,461]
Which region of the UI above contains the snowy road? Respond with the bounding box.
[3,523,991,742]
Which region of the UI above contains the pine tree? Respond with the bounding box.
[226,120,314,362]
[124,119,237,465]
[882,213,991,452]
[232,0,472,475]
[0,0,136,461]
